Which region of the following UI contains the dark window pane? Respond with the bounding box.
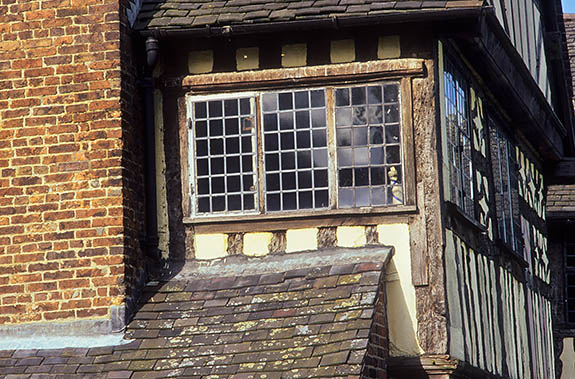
[297,131,310,148]
[385,125,400,144]
[335,88,349,106]
[225,137,239,154]
[295,91,309,109]
[198,197,210,213]
[211,158,224,174]
[339,168,353,187]
[244,194,255,210]
[212,177,225,193]
[227,176,241,192]
[370,126,383,144]
[311,90,325,108]
[313,149,328,168]
[241,136,252,153]
[352,107,367,125]
[262,93,277,112]
[368,86,382,104]
[212,196,225,211]
[281,132,294,150]
[280,112,294,130]
[351,87,366,105]
[336,108,351,127]
[197,159,209,176]
[196,121,207,137]
[240,98,251,115]
[264,113,278,131]
[353,127,368,146]
[265,134,279,151]
[198,178,210,194]
[209,101,222,117]
[195,102,207,118]
[210,139,224,155]
[368,106,383,124]
[296,111,310,129]
[267,173,280,191]
[282,172,296,190]
[243,175,253,191]
[370,147,384,165]
[312,130,326,147]
[315,190,328,208]
[224,99,238,116]
[386,146,400,164]
[225,118,239,135]
[242,155,252,171]
[385,104,399,123]
[299,191,313,209]
[337,128,352,147]
[314,170,328,187]
[283,192,297,210]
[355,168,369,186]
[226,156,240,173]
[297,151,312,169]
[279,92,293,110]
[311,109,326,128]
[298,171,312,188]
[229,195,242,211]
[384,84,398,102]
[209,119,223,136]
[196,140,208,157]
[267,193,280,211]
[281,152,295,170]
[371,167,386,185]
[265,153,279,171]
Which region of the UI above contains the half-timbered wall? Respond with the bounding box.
[441,41,554,378]
[490,0,552,102]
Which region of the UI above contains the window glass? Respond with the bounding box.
[192,97,257,214]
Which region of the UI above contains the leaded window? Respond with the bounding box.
[187,82,405,216]
[443,58,474,217]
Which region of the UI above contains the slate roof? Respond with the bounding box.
[0,249,391,378]
[135,0,485,31]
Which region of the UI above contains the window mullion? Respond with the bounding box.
[255,95,266,214]
[326,87,337,209]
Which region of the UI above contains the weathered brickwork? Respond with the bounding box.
[0,0,145,325]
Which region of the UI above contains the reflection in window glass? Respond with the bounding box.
[192,96,257,214]
[262,90,329,211]
[335,84,403,207]
[444,59,474,217]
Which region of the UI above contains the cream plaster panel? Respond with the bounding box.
[330,39,355,63]
[154,90,169,259]
[236,47,259,71]
[188,50,214,74]
[281,44,307,68]
[336,226,366,248]
[377,35,401,59]
[243,232,273,257]
[285,228,318,253]
[194,234,227,260]
[378,223,423,356]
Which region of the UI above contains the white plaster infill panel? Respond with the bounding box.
[286,228,318,253]
[336,226,366,248]
[377,223,423,356]
[243,232,273,257]
[194,233,227,260]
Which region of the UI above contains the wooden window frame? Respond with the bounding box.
[178,60,422,225]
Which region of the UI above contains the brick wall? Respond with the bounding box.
[0,0,145,326]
